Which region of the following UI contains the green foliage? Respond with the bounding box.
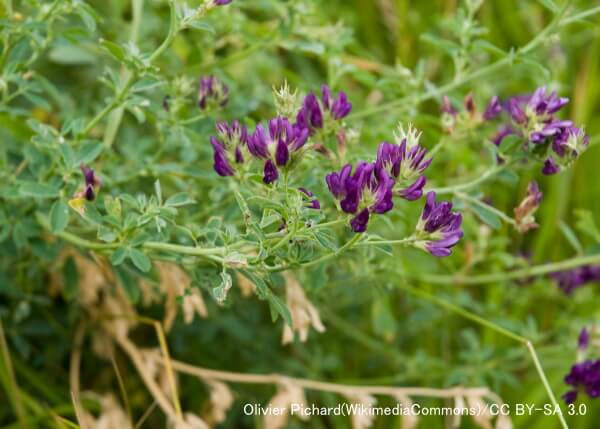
[1,0,600,428]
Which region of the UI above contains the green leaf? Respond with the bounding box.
[470,202,502,229]
[128,248,152,272]
[575,209,600,243]
[49,200,70,233]
[62,257,79,300]
[114,265,140,303]
[100,39,126,62]
[111,247,128,266]
[19,182,60,199]
[313,229,338,250]
[212,272,233,304]
[559,221,583,254]
[77,141,104,164]
[48,45,97,65]
[164,193,195,207]
[267,293,292,327]
[154,180,162,205]
[187,21,215,33]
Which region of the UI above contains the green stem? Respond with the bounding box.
[428,163,506,195]
[148,0,178,63]
[410,253,600,285]
[455,191,516,225]
[395,284,569,429]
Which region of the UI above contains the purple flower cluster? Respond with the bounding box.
[326,162,394,233]
[296,85,352,133]
[325,130,434,234]
[551,265,600,295]
[414,192,463,257]
[563,360,600,404]
[209,84,352,185]
[198,75,229,110]
[484,87,588,175]
[375,139,431,200]
[213,0,232,5]
[247,117,309,184]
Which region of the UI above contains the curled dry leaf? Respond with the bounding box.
[139,348,178,400]
[51,249,111,306]
[81,394,132,429]
[345,393,377,429]
[495,413,513,429]
[264,378,308,429]
[514,181,542,233]
[173,413,209,429]
[452,395,466,428]
[394,394,419,429]
[202,379,234,426]
[281,272,325,344]
[466,395,493,429]
[156,261,207,331]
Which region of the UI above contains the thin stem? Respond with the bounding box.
[395,283,569,429]
[359,237,415,246]
[428,164,506,195]
[165,358,491,398]
[409,252,600,285]
[455,191,516,225]
[148,0,178,63]
[560,5,600,25]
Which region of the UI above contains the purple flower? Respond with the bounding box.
[198,75,229,109]
[248,117,309,183]
[213,0,232,5]
[296,85,352,133]
[491,125,516,146]
[551,265,600,295]
[210,121,248,177]
[483,96,502,120]
[80,164,100,201]
[299,187,320,210]
[563,359,600,404]
[552,125,589,158]
[326,162,394,232]
[415,192,463,257]
[542,157,560,175]
[579,328,590,351]
[527,87,569,116]
[441,95,457,116]
[375,139,431,201]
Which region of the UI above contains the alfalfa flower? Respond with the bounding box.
[247,117,309,184]
[213,0,233,5]
[551,265,600,295]
[198,75,229,109]
[563,359,600,404]
[79,164,101,201]
[513,181,542,233]
[210,120,248,177]
[544,125,590,174]
[483,95,502,120]
[414,191,463,257]
[579,328,590,351]
[296,85,352,133]
[298,188,320,210]
[375,125,432,200]
[326,162,394,233]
